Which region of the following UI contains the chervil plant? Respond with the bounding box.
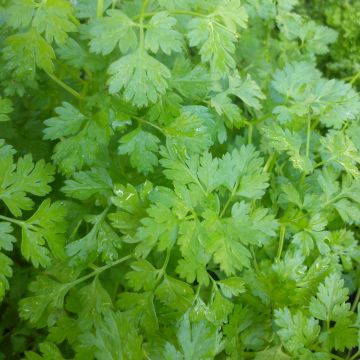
[0,0,360,359]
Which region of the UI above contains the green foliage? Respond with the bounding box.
[1,0,360,359]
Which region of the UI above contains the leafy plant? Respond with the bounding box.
[0,0,360,359]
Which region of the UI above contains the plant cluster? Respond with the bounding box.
[0,0,360,359]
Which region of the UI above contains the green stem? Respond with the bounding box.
[350,351,360,360]
[153,249,172,289]
[170,9,209,18]
[351,286,360,312]
[314,160,326,169]
[162,249,171,272]
[133,9,237,35]
[276,224,286,262]
[133,116,165,135]
[306,112,311,158]
[0,214,26,228]
[253,113,272,125]
[263,153,276,173]
[69,254,133,288]
[133,9,208,21]
[46,72,81,99]
[250,245,260,274]
[330,354,346,360]
[54,59,86,83]
[220,183,238,218]
[97,0,105,18]
[350,71,360,85]
[139,0,149,49]
[248,124,253,145]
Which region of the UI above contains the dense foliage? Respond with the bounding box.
[0,0,360,359]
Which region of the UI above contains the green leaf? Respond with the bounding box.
[275,308,320,354]
[0,222,16,252]
[271,62,360,128]
[202,203,277,275]
[125,259,159,291]
[5,0,34,29]
[0,252,13,302]
[188,18,237,74]
[309,273,350,322]
[262,124,313,174]
[31,0,77,45]
[135,202,179,257]
[0,144,54,217]
[81,310,143,360]
[217,277,245,298]
[320,130,360,177]
[176,220,211,286]
[163,312,222,360]
[117,291,158,334]
[155,275,194,312]
[164,106,214,154]
[145,11,183,55]
[0,97,13,122]
[73,277,112,322]
[88,9,137,54]
[66,208,121,265]
[21,199,67,267]
[43,103,111,174]
[108,181,152,239]
[43,102,86,140]
[187,0,248,74]
[61,168,113,201]
[171,58,212,100]
[4,29,55,77]
[25,342,65,360]
[108,49,171,107]
[19,275,72,327]
[254,347,291,360]
[218,144,269,198]
[214,0,248,29]
[118,128,160,174]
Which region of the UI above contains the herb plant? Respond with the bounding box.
[0,0,360,359]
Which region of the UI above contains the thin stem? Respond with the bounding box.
[54,59,86,84]
[314,155,337,169]
[330,354,346,360]
[139,0,149,49]
[263,153,276,173]
[162,249,171,272]
[170,9,209,18]
[248,124,253,145]
[153,249,172,289]
[250,245,260,274]
[350,71,360,85]
[46,72,81,99]
[351,286,360,312]
[97,0,105,18]
[314,160,326,169]
[276,224,286,262]
[220,183,238,218]
[0,214,26,228]
[132,9,238,36]
[306,112,311,158]
[253,113,272,125]
[133,9,208,21]
[133,116,165,134]
[69,254,133,288]
[350,351,360,360]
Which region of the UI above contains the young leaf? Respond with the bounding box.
[88,9,137,54]
[108,49,171,107]
[118,128,160,174]
[145,12,183,55]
